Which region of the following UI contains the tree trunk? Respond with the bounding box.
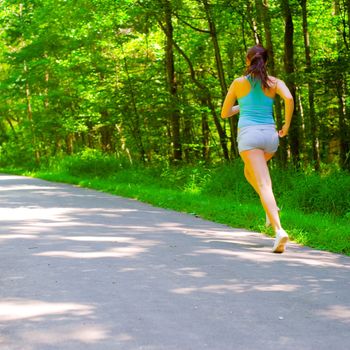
[347,0,350,40]
[20,4,40,165]
[66,133,74,155]
[24,62,40,165]
[201,0,236,158]
[250,0,262,44]
[6,118,16,135]
[164,0,182,161]
[335,0,350,169]
[207,97,230,160]
[261,0,287,166]
[100,118,114,153]
[44,53,49,110]
[122,55,146,162]
[115,124,133,165]
[183,110,192,162]
[281,0,300,166]
[170,36,230,160]
[301,0,320,170]
[335,81,350,169]
[201,0,226,98]
[201,108,210,161]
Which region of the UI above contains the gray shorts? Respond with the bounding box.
[237,125,279,154]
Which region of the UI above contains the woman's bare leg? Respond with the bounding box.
[244,162,280,227]
[244,166,259,193]
[244,151,274,193]
[240,149,281,231]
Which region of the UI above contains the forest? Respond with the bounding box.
[0,0,349,170]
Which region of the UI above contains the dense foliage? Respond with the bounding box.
[0,0,349,170]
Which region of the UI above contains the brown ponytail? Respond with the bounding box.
[244,44,271,89]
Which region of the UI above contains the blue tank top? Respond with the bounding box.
[237,76,275,128]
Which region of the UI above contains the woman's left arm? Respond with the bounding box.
[221,79,240,119]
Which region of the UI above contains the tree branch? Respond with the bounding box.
[174,13,210,33]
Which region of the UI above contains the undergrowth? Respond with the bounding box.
[1,149,349,255]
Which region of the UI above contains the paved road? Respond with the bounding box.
[0,174,349,350]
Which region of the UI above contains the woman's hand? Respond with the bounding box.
[231,105,240,116]
[278,124,289,137]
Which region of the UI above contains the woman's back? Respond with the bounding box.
[237,76,276,128]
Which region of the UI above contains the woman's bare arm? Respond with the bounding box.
[221,79,240,119]
[276,79,294,137]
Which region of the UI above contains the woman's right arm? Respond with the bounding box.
[276,79,294,137]
[221,79,240,119]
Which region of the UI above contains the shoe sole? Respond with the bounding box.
[273,236,288,254]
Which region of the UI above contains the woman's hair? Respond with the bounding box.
[244,44,271,89]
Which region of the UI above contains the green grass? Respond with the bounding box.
[1,152,349,256]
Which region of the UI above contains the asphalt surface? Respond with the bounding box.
[0,174,349,350]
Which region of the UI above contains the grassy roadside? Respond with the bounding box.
[3,156,349,256]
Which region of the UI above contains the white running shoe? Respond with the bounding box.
[272,229,289,253]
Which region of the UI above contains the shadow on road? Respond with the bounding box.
[0,175,349,350]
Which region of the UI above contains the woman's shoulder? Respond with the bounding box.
[268,75,278,84]
[267,76,285,90]
[234,76,247,82]
[268,76,285,85]
[232,76,249,86]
